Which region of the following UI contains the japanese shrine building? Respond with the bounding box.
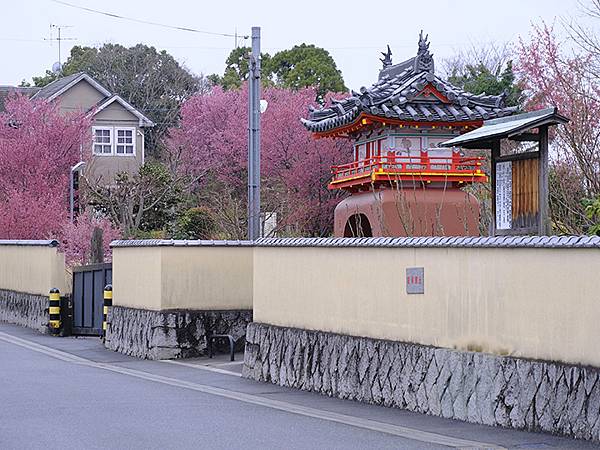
[302,33,518,237]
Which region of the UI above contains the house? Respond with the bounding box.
[0,72,154,183]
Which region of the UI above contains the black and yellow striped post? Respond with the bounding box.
[103,284,112,337]
[48,288,61,334]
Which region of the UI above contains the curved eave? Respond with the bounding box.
[311,113,483,139]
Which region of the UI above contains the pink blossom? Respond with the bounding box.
[168,84,348,235]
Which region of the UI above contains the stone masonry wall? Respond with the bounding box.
[0,289,49,333]
[243,322,600,442]
[105,306,252,360]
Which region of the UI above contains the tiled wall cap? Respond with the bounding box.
[0,239,59,247]
[111,236,600,249]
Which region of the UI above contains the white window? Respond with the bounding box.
[93,127,112,155]
[116,128,135,155]
[92,126,136,156]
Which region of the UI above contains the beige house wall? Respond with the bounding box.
[86,103,145,183]
[112,245,253,311]
[253,246,600,367]
[94,102,140,122]
[56,79,105,114]
[0,245,69,295]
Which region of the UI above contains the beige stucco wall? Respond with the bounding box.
[112,246,253,311]
[112,247,162,310]
[254,246,600,367]
[0,245,69,295]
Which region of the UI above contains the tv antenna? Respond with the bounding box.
[44,24,77,68]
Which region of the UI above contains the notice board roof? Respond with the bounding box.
[440,107,569,149]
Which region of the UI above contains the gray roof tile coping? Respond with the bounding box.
[255,235,600,249]
[109,236,600,249]
[110,239,253,248]
[0,239,59,247]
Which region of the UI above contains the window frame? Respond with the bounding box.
[114,127,136,156]
[91,126,137,156]
[92,126,114,156]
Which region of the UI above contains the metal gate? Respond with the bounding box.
[72,263,112,336]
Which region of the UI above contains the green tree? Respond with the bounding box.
[210,44,346,97]
[31,44,208,154]
[266,44,346,97]
[583,196,600,235]
[86,161,183,237]
[209,46,272,90]
[448,61,523,108]
[172,206,217,239]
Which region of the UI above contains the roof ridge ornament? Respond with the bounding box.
[414,30,434,75]
[380,45,392,69]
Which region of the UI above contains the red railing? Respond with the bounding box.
[330,154,486,186]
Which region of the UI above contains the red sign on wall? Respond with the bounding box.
[406,267,424,294]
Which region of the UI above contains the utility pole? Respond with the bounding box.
[247,27,261,240]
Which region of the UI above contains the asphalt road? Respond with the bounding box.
[0,323,597,450]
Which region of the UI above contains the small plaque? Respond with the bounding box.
[406,267,424,294]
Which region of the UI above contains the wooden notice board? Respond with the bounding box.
[494,153,540,233]
[440,107,568,236]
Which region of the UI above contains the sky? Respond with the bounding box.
[0,0,593,89]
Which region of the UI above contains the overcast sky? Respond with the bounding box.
[1,0,592,89]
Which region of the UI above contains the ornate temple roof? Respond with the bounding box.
[302,32,518,135]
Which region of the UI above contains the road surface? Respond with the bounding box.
[0,322,596,450]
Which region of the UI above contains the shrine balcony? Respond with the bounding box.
[329,155,487,190]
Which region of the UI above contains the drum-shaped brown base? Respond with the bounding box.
[334,188,481,237]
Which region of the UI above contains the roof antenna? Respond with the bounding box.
[44,24,77,71]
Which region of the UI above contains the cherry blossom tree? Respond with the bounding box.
[168,85,348,237]
[0,94,119,261]
[517,22,600,233]
[61,210,121,266]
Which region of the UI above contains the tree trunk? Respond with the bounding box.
[90,227,104,264]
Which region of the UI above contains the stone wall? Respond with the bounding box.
[105,306,252,360]
[0,289,49,333]
[243,322,600,442]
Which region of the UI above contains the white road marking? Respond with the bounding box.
[0,330,506,450]
[0,331,88,363]
[160,359,242,377]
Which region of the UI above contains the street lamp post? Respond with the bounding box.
[70,161,86,223]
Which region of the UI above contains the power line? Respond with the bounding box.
[0,37,46,42]
[49,0,248,40]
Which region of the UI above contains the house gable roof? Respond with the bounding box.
[23,72,153,127]
[90,95,155,127]
[302,33,518,135]
[31,72,111,101]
